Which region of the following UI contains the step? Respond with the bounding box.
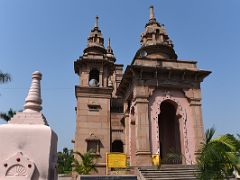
[142,172,198,176]
[138,165,199,180]
[145,177,196,180]
[139,165,198,170]
[143,175,198,178]
[139,169,198,173]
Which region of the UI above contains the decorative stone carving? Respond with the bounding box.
[6,165,27,177]
[2,152,35,179]
[165,90,171,98]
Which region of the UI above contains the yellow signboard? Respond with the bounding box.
[106,153,127,168]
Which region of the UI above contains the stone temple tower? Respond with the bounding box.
[74,16,123,174]
[116,6,211,166]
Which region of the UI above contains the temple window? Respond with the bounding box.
[112,140,124,153]
[88,104,101,111]
[89,69,99,87]
[85,134,100,155]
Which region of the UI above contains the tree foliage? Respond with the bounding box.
[72,151,98,175]
[57,148,74,174]
[197,127,240,179]
[0,71,11,84]
[0,108,16,122]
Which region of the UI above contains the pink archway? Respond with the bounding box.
[148,89,195,164]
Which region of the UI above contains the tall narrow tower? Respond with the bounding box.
[74,17,116,174]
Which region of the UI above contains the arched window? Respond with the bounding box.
[89,69,99,87]
[94,34,98,42]
[112,140,124,153]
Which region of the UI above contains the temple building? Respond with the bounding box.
[73,6,211,174]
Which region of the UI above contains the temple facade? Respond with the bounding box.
[73,6,211,174]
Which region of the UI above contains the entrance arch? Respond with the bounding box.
[158,100,181,164]
[112,140,124,153]
[149,90,195,164]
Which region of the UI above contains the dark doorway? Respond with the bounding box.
[112,140,124,152]
[158,100,181,164]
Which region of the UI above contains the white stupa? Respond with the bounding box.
[0,71,58,180]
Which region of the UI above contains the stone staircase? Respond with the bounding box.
[137,165,199,180]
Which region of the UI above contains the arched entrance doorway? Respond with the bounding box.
[158,100,181,164]
[112,140,123,153]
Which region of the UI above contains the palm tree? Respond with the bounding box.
[197,127,240,179]
[0,108,16,122]
[0,71,11,84]
[72,151,98,175]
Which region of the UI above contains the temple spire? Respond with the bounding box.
[106,37,116,62]
[23,71,42,112]
[149,5,155,21]
[107,38,111,49]
[107,38,113,54]
[84,16,105,53]
[94,16,99,29]
[140,6,177,59]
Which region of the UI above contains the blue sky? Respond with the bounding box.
[0,0,240,151]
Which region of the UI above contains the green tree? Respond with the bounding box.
[236,134,240,151]
[0,108,16,122]
[72,151,98,175]
[197,127,240,179]
[57,147,74,174]
[0,71,11,84]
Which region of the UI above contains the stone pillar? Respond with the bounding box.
[99,71,103,87]
[81,71,89,87]
[134,97,152,166]
[185,88,205,161]
[124,114,129,154]
[190,99,204,153]
[0,71,58,180]
[103,67,109,87]
[123,102,130,155]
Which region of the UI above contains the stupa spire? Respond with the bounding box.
[23,71,42,112]
[9,71,48,125]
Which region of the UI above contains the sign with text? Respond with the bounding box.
[106,153,127,168]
